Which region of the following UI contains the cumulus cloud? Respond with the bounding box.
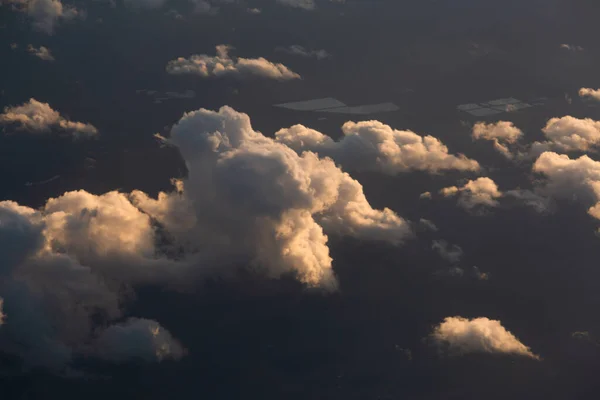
[579,88,600,102]
[6,0,81,34]
[276,45,331,60]
[532,116,600,153]
[0,98,97,137]
[0,105,414,369]
[94,318,185,362]
[166,45,301,81]
[431,316,539,359]
[27,44,54,61]
[432,240,463,263]
[133,106,412,289]
[275,121,479,175]
[472,121,523,159]
[533,151,600,220]
[440,177,502,211]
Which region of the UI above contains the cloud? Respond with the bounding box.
[432,240,463,263]
[579,88,600,102]
[431,316,539,359]
[276,0,315,10]
[6,0,81,34]
[0,298,4,326]
[94,318,186,362]
[560,44,584,52]
[166,45,301,81]
[275,121,480,175]
[534,116,600,153]
[0,201,122,368]
[440,177,502,211]
[27,44,54,61]
[0,106,414,369]
[133,106,412,289]
[276,45,331,60]
[472,121,523,159]
[418,218,438,232]
[532,151,600,220]
[0,98,97,137]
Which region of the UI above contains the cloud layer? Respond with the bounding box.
[166,45,300,81]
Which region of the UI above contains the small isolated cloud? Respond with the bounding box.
[431,316,539,359]
[579,88,600,102]
[275,121,480,175]
[95,318,186,362]
[420,191,432,199]
[440,177,502,212]
[432,240,462,263]
[166,45,301,81]
[0,298,5,325]
[418,218,438,232]
[533,116,600,153]
[0,98,97,137]
[472,121,523,159]
[276,0,315,10]
[247,7,261,14]
[276,45,331,60]
[560,43,584,52]
[27,44,54,61]
[6,0,82,34]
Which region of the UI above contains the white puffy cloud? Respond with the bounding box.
[0,98,98,137]
[533,152,600,220]
[133,106,412,289]
[472,121,523,159]
[440,177,502,211]
[27,44,55,61]
[6,0,81,34]
[534,116,600,153]
[275,45,331,60]
[94,318,185,362]
[166,45,301,81]
[432,240,462,263]
[579,88,600,102]
[275,121,479,175]
[431,316,539,359]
